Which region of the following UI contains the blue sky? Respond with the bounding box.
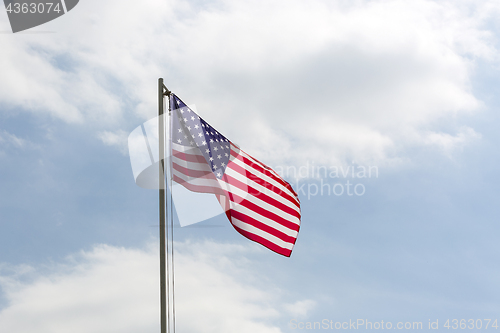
[1,0,500,332]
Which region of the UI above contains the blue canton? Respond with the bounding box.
[171,95,231,179]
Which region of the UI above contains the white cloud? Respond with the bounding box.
[1,0,499,166]
[0,130,27,149]
[98,130,129,155]
[420,126,481,155]
[284,299,316,318]
[0,241,287,333]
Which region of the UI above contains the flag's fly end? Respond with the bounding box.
[169,93,301,257]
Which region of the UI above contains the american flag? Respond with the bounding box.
[169,94,301,257]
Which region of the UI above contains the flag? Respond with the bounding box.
[169,94,301,257]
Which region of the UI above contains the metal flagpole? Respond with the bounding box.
[158,78,167,333]
[159,77,175,333]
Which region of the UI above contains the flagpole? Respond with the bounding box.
[159,78,174,333]
[158,79,175,333]
[158,78,167,333]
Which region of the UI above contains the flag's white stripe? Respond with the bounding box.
[231,217,294,250]
[225,166,300,215]
[218,179,300,226]
[217,194,228,212]
[171,144,206,160]
[227,202,299,238]
[172,157,212,173]
[173,142,225,157]
[172,155,212,172]
[238,148,293,187]
[238,148,270,169]
[237,148,285,180]
[229,157,292,198]
[230,157,299,205]
[172,169,220,188]
[172,142,203,153]
[171,147,205,158]
[174,173,220,188]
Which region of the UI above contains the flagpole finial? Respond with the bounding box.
[158,77,171,96]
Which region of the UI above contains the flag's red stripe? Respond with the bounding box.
[172,162,214,179]
[230,143,270,170]
[222,173,301,220]
[239,150,300,199]
[172,175,225,195]
[230,222,292,257]
[223,190,300,232]
[227,162,300,209]
[229,209,297,244]
[172,149,207,163]
[230,149,298,202]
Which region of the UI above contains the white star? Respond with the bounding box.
[210,139,214,143]
[209,157,214,162]
[180,109,184,114]
[198,132,203,137]
[216,172,221,177]
[205,149,210,153]
[183,118,188,122]
[177,128,182,133]
[187,109,191,113]
[202,141,207,145]
[194,124,199,129]
[184,135,188,139]
[187,126,191,131]
[191,116,195,121]
[177,139,182,143]
[217,154,222,159]
[213,147,218,151]
[225,145,229,149]
[212,164,217,170]
[221,162,225,167]
[225,153,229,157]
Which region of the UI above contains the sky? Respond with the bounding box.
[1,0,500,332]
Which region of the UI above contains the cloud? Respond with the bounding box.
[0,241,287,333]
[0,130,37,158]
[420,126,481,155]
[1,0,499,166]
[284,299,316,318]
[0,130,28,149]
[98,130,129,155]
